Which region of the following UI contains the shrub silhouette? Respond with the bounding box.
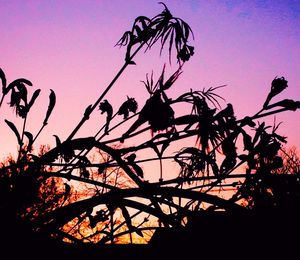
[0,2,300,258]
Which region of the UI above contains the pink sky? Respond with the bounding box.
[0,0,299,164]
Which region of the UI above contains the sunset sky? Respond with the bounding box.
[0,0,299,164]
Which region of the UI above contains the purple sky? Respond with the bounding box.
[0,0,300,161]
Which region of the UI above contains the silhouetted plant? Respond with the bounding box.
[1,2,300,249]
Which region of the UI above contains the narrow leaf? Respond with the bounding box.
[0,68,7,93]
[24,131,34,150]
[5,119,22,145]
[121,206,134,231]
[267,99,300,111]
[6,78,33,93]
[43,89,56,125]
[53,134,61,147]
[28,89,41,110]
[135,228,144,237]
[131,162,144,178]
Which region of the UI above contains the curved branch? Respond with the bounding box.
[46,171,118,191]
[34,186,246,232]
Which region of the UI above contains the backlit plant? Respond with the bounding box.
[0,3,300,246]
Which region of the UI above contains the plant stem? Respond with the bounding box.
[17,115,27,161]
[0,94,5,108]
[159,156,163,181]
[251,107,291,120]
[32,124,46,144]
[66,43,145,142]
[45,171,118,191]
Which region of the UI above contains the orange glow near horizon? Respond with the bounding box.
[1,0,300,245]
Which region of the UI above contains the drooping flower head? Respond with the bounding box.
[116,2,195,64]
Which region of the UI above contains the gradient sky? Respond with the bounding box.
[0,0,300,163]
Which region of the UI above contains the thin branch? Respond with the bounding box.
[66,43,146,141]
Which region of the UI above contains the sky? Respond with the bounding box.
[0,0,300,166]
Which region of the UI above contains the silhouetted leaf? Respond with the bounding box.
[0,68,7,93]
[28,89,41,110]
[266,99,300,111]
[161,66,182,91]
[53,134,61,147]
[161,24,173,54]
[273,133,287,143]
[127,60,136,65]
[132,162,144,178]
[115,31,132,47]
[6,78,32,93]
[121,206,135,233]
[133,24,142,39]
[141,71,154,94]
[157,64,165,90]
[24,131,33,150]
[5,119,22,145]
[201,86,226,109]
[43,89,56,126]
[135,228,144,237]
